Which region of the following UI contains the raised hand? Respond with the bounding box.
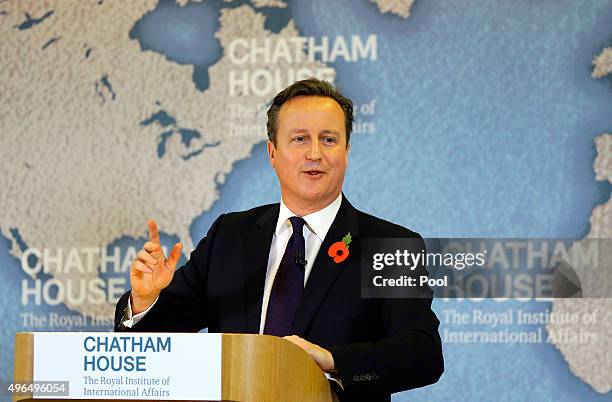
[129,219,183,314]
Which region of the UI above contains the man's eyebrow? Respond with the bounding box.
[288,128,340,135]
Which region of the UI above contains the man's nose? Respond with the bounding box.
[307,139,322,161]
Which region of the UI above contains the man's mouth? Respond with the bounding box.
[303,170,325,177]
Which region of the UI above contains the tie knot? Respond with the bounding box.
[289,216,306,234]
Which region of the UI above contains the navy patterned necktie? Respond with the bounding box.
[263,216,307,336]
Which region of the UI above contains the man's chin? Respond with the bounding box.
[300,185,325,201]
[296,188,337,204]
[300,191,323,201]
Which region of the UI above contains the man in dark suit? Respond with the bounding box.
[115,78,443,401]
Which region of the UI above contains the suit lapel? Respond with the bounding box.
[243,204,279,334]
[292,195,360,335]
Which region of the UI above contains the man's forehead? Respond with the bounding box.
[279,95,343,113]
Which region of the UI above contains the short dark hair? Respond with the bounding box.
[266,78,353,147]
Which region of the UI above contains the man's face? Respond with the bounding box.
[268,96,349,213]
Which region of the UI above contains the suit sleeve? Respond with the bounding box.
[327,235,444,395]
[114,214,225,332]
[327,298,443,394]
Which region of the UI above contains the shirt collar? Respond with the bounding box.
[275,193,343,241]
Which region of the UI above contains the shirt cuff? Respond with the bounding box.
[325,372,344,391]
[122,294,159,328]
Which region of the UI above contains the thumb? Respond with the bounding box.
[166,242,183,269]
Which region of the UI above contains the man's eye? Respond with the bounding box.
[293,136,306,143]
[323,137,337,144]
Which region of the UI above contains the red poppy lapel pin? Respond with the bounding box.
[328,233,352,263]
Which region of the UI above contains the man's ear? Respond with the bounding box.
[267,140,276,168]
[346,143,350,165]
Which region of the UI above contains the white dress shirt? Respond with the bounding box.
[123,193,343,332]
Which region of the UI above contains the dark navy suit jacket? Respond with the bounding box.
[115,195,443,401]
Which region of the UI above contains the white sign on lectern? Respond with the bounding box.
[32,332,222,400]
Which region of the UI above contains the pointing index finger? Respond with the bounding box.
[148,219,161,244]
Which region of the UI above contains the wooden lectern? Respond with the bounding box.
[14,333,339,402]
